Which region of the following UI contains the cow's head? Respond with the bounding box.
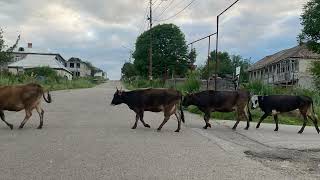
[111,87,124,106]
[251,95,260,109]
[182,93,195,107]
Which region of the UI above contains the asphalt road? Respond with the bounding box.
[0,81,319,179]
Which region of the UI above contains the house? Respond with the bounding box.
[248,44,320,89]
[93,68,107,79]
[66,58,92,77]
[8,52,72,80]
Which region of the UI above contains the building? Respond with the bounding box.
[93,68,107,79]
[248,45,320,89]
[66,57,92,77]
[8,51,72,80]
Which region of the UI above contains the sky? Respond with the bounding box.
[0,0,308,79]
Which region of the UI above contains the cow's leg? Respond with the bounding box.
[203,112,211,129]
[157,116,170,131]
[0,111,13,130]
[308,115,320,134]
[19,109,32,129]
[174,112,181,132]
[298,113,308,134]
[139,111,150,128]
[36,106,44,129]
[131,113,139,129]
[273,115,279,131]
[232,111,241,130]
[256,113,269,129]
[244,105,250,130]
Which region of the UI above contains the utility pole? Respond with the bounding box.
[215,0,239,90]
[148,0,153,80]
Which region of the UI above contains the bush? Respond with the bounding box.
[25,67,58,78]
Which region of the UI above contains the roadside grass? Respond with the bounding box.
[0,72,105,91]
[123,76,319,127]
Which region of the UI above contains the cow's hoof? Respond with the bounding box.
[8,124,13,130]
[232,127,237,130]
[157,128,161,132]
[144,124,151,128]
[37,126,42,129]
[244,127,249,130]
[256,125,260,129]
[174,129,180,132]
[298,131,303,134]
[208,123,212,128]
[203,126,208,129]
[274,128,278,132]
[18,126,23,129]
[131,126,137,129]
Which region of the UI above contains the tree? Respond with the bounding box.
[299,0,320,53]
[133,24,188,78]
[0,28,20,67]
[199,50,251,83]
[121,62,137,79]
[187,48,197,68]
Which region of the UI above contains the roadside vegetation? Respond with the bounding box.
[0,67,105,91]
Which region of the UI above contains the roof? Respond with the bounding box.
[248,45,320,71]
[8,54,71,73]
[12,52,67,62]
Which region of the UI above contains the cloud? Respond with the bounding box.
[0,0,309,79]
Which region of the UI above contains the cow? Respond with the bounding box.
[0,83,52,129]
[251,95,320,134]
[110,88,185,132]
[182,90,252,130]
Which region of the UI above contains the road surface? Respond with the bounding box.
[0,81,319,179]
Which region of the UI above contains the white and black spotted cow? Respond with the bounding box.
[251,95,319,134]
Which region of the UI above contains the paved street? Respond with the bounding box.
[0,81,319,179]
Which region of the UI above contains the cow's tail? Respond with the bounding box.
[247,96,252,122]
[180,96,185,123]
[43,91,52,103]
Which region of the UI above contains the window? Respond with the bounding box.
[77,63,80,68]
[76,72,80,76]
[70,63,74,68]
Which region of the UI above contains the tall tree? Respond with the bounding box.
[299,0,320,53]
[187,48,197,66]
[0,28,20,67]
[133,24,188,78]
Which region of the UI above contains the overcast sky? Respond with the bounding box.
[0,0,308,79]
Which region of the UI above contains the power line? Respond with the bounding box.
[155,0,175,19]
[155,0,196,22]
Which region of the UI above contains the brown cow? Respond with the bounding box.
[0,83,52,129]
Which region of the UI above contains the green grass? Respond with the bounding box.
[0,72,104,91]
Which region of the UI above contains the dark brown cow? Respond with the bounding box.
[0,83,52,129]
[111,88,185,132]
[182,90,252,130]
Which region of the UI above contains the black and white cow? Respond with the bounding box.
[251,95,320,134]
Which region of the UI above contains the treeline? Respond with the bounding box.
[121,23,251,83]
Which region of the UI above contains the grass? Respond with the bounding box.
[0,72,105,91]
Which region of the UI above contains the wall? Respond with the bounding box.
[66,61,91,77]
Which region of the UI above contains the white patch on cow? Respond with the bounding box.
[251,95,259,109]
[272,110,280,115]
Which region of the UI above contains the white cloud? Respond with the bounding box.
[0,0,309,79]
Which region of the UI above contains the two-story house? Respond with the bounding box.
[66,58,92,77]
[248,45,320,89]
